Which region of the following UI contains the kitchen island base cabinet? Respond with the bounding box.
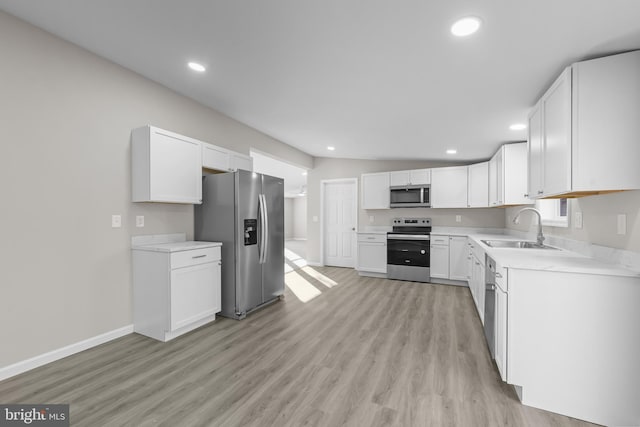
[133,246,222,342]
[507,269,640,427]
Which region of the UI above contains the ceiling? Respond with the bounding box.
[251,151,307,198]
[1,1,639,162]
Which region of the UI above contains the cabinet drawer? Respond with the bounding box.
[357,233,387,244]
[171,247,221,269]
[430,235,449,246]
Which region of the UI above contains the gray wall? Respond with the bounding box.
[0,11,312,369]
[306,157,505,264]
[293,196,307,239]
[284,198,294,239]
[506,190,640,252]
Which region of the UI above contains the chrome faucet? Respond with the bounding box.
[513,207,545,246]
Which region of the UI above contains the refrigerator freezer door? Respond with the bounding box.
[235,170,263,316]
[261,174,285,301]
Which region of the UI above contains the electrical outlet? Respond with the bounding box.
[574,212,583,229]
[369,215,374,223]
[617,214,626,235]
[455,215,462,223]
[312,215,319,223]
[136,215,145,228]
[111,215,121,228]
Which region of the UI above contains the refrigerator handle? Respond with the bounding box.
[258,194,266,264]
[262,194,269,262]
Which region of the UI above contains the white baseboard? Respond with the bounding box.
[0,324,133,382]
[292,238,307,241]
[306,261,323,267]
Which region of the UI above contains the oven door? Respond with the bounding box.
[387,236,430,267]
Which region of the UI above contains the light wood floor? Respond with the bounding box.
[0,267,596,427]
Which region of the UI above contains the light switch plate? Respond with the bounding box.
[574,212,583,229]
[369,215,374,223]
[617,214,626,235]
[456,215,462,223]
[111,215,121,228]
[312,215,319,223]
[136,215,144,228]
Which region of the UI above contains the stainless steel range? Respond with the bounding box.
[386,217,431,282]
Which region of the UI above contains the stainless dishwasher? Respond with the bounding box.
[484,255,496,359]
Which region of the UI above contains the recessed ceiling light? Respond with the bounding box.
[327,146,335,151]
[509,123,527,131]
[446,149,457,154]
[301,171,308,176]
[451,16,481,37]
[187,61,206,72]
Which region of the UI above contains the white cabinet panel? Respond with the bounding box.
[542,68,572,196]
[431,166,468,208]
[361,172,390,209]
[202,143,230,171]
[495,278,508,381]
[230,152,253,172]
[171,262,219,330]
[389,169,430,186]
[489,143,531,207]
[430,235,449,279]
[132,126,202,204]
[468,162,489,208]
[356,234,387,274]
[449,236,468,281]
[527,104,544,198]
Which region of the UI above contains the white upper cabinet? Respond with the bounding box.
[489,142,531,207]
[467,162,489,208]
[389,169,430,186]
[528,50,640,198]
[229,152,253,172]
[202,143,230,171]
[132,126,203,204]
[431,166,468,208]
[361,172,390,209]
[202,143,253,172]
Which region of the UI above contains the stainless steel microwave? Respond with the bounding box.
[389,185,430,208]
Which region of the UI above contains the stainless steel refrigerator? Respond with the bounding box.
[195,170,285,319]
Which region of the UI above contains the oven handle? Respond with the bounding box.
[387,234,431,241]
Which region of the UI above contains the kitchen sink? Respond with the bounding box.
[481,239,558,250]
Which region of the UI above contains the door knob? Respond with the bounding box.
[352,227,355,231]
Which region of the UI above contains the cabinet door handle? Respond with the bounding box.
[475,262,480,265]
[538,190,544,194]
[367,237,375,240]
[524,193,529,198]
[192,254,207,259]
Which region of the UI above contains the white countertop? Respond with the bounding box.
[132,240,222,253]
[467,233,640,278]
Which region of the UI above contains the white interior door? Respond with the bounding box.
[323,180,357,268]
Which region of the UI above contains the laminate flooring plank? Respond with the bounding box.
[0,267,598,426]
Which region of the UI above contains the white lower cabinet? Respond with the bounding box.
[467,239,485,323]
[449,236,468,280]
[133,243,222,342]
[429,235,449,279]
[430,235,468,283]
[494,270,508,381]
[356,233,387,275]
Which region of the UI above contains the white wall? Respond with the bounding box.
[293,196,307,239]
[0,11,312,369]
[306,157,505,263]
[284,198,294,239]
[506,190,640,252]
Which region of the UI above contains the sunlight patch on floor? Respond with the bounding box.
[301,266,338,288]
[285,271,322,303]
